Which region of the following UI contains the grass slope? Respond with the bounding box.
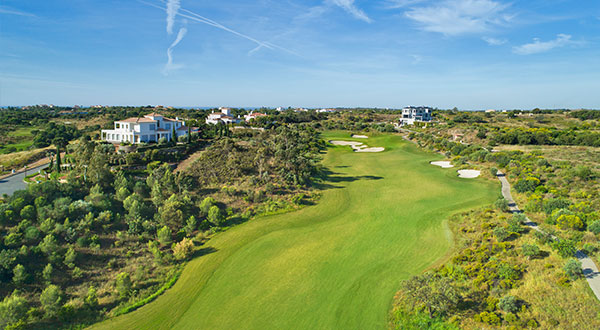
[92,133,498,330]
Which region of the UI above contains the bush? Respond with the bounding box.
[207,205,224,226]
[494,198,510,212]
[589,221,600,235]
[522,244,540,260]
[551,239,577,258]
[563,258,583,281]
[157,226,172,246]
[172,238,194,261]
[493,227,509,242]
[514,177,541,193]
[489,167,498,176]
[497,295,518,313]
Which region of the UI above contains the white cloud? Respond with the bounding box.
[383,0,425,9]
[327,0,372,23]
[512,34,574,55]
[0,6,36,17]
[166,0,180,35]
[482,36,506,46]
[405,0,511,36]
[163,27,187,75]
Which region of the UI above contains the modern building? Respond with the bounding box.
[101,113,192,144]
[244,111,267,122]
[400,106,433,125]
[205,108,241,124]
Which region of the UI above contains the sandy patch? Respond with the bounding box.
[430,161,454,168]
[330,140,385,153]
[458,170,481,178]
[351,135,369,139]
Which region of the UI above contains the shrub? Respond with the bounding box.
[551,239,577,258]
[172,238,194,261]
[543,198,571,215]
[84,286,98,308]
[497,295,518,313]
[495,198,510,212]
[522,244,540,260]
[556,214,584,230]
[514,177,541,193]
[493,227,509,242]
[489,167,498,176]
[207,206,224,226]
[563,259,583,281]
[589,221,600,235]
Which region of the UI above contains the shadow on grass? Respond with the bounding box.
[313,169,383,190]
[192,246,218,259]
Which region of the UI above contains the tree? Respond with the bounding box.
[12,264,27,284]
[521,244,540,260]
[115,272,132,299]
[52,137,67,174]
[184,215,197,236]
[172,238,194,260]
[157,226,172,246]
[400,273,460,318]
[0,291,28,329]
[40,285,62,318]
[64,247,77,269]
[551,239,577,258]
[42,263,53,283]
[84,286,98,308]
[563,258,583,281]
[19,205,36,221]
[207,205,224,226]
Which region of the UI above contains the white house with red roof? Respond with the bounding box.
[244,111,267,122]
[101,113,194,144]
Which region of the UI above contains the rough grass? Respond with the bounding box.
[91,132,498,330]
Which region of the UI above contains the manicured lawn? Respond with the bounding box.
[93,132,498,330]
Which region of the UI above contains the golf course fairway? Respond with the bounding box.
[93,133,498,330]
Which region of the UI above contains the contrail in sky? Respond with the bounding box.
[165,0,180,35]
[140,0,300,57]
[163,27,187,75]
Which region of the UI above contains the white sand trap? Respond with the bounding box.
[458,170,481,178]
[351,135,369,139]
[330,141,364,147]
[355,147,385,152]
[330,140,385,153]
[430,161,454,168]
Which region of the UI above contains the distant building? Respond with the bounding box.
[317,108,337,113]
[485,109,496,113]
[244,111,267,121]
[400,106,432,125]
[205,108,240,125]
[102,113,193,144]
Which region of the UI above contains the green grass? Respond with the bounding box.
[92,132,498,330]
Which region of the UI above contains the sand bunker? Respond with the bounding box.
[330,140,384,153]
[351,135,369,139]
[458,170,481,178]
[430,161,454,168]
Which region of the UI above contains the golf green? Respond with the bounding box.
[93,133,498,330]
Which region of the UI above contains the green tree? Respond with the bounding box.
[497,295,518,313]
[400,273,460,318]
[184,215,197,236]
[19,205,36,221]
[115,272,132,299]
[157,226,172,246]
[40,285,62,318]
[85,286,98,308]
[493,227,509,242]
[551,239,577,258]
[42,263,53,283]
[12,264,27,284]
[521,244,540,260]
[564,258,583,281]
[64,247,77,269]
[207,205,224,226]
[0,291,28,329]
[172,238,194,261]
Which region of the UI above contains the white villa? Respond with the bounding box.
[244,111,267,122]
[400,106,433,125]
[101,113,192,144]
[205,108,241,125]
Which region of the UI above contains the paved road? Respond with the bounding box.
[0,164,47,196]
[497,170,600,301]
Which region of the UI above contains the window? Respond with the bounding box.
[165,124,171,130]
[149,124,156,130]
[115,123,120,129]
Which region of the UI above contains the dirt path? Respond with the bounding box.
[497,171,600,301]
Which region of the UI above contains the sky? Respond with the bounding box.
[1,0,599,109]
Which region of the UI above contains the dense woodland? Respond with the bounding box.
[0,106,598,329]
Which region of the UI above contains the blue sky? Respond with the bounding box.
[1,0,599,109]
